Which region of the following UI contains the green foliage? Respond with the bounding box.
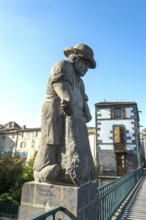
[21,156,35,182]
[0,154,35,206]
[0,154,23,193]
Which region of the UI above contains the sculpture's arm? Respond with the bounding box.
[80,79,92,123]
[83,102,92,123]
[53,81,74,116]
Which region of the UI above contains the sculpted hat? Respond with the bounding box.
[64,43,96,69]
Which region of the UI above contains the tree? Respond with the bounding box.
[21,156,35,182]
[0,154,23,193]
[0,154,35,205]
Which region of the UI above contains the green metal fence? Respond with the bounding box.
[30,168,143,220]
[30,206,65,220]
[97,168,143,220]
[0,203,18,219]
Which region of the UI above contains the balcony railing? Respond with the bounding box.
[114,143,127,153]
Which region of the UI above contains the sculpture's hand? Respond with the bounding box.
[61,100,73,116]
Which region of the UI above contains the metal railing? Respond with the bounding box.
[30,206,65,220]
[0,212,17,219]
[97,168,143,220]
[30,168,143,220]
[0,203,18,220]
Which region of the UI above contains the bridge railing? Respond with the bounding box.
[30,168,143,220]
[97,167,143,220]
[30,206,64,220]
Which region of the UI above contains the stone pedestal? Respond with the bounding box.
[19,181,97,220]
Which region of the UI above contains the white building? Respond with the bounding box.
[95,102,143,176]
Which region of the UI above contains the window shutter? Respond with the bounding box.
[110,108,114,119]
[122,108,126,119]
[114,127,120,143]
[120,127,125,144]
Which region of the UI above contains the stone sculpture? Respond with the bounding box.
[33,43,96,185]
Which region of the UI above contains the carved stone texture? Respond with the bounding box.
[61,115,96,185]
[19,181,97,220]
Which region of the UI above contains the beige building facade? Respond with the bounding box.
[0,122,96,163]
[0,122,41,161]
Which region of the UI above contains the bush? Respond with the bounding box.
[0,154,35,205]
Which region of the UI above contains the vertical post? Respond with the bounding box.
[136,132,142,168]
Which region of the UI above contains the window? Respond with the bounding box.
[23,132,28,138]
[33,131,38,137]
[0,150,5,156]
[114,108,122,119]
[114,126,125,144]
[31,140,35,148]
[114,126,126,153]
[1,143,5,149]
[10,141,14,148]
[20,142,26,148]
[19,151,28,158]
[110,107,126,119]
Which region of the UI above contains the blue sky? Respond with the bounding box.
[0,0,146,129]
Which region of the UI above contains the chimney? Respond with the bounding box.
[22,125,26,129]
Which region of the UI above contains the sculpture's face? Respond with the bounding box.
[74,58,89,77]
